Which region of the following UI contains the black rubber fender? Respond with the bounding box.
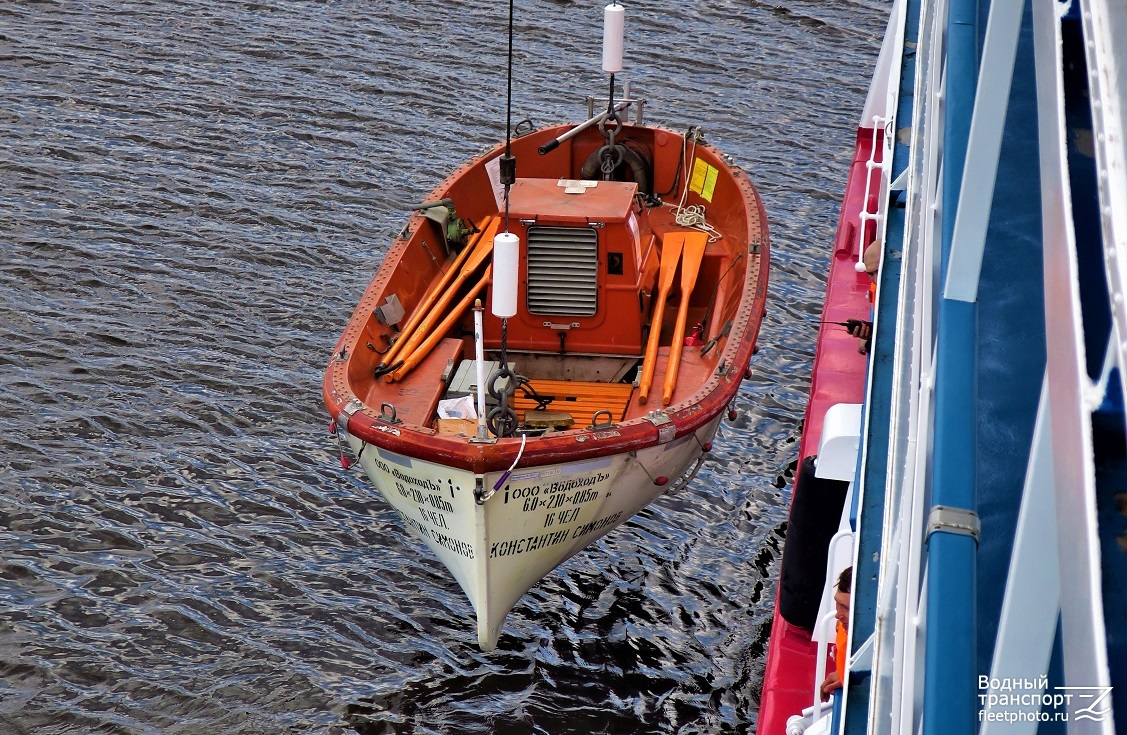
[777,455,850,631]
[580,144,652,195]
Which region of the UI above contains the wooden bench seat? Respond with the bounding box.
[511,379,635,426]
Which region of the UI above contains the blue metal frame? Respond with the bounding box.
[923,0,980,732]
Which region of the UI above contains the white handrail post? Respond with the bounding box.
[810,610,839,726]
[856,115,889,272]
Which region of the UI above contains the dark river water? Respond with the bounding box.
[0,1,886,732]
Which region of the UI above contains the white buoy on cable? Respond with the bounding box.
[602,3,625,74]
[491,232,519,318]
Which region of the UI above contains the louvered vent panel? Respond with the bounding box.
[526,226,598,316]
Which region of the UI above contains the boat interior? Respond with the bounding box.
[336,123,761,437]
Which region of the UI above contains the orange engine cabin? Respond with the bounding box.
[482,177,655,358]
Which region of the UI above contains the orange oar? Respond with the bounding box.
[381,216,498,370]
[385,219,499,371]
[637,233,685,403]
[663,232,708,405]
[387,265,493,382]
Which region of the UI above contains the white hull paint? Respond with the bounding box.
[346,416,719,649]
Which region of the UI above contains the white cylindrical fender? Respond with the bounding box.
[602,3,625,74]
[491,231,519,318]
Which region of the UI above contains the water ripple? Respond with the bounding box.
[0,0,887,732]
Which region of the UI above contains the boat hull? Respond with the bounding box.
[346,415,719,649]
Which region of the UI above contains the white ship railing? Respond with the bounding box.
[1081,0,1127,381]
[809,528,856,729]
[855,114,892,273]
[864,0,946,729]
[1019,0,1119,732]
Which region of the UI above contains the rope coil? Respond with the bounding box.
[665,127,721,242]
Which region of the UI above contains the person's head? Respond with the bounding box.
[834,566,852,624]
[863,240,881,281]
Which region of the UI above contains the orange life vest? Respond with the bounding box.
[835,621,848,681]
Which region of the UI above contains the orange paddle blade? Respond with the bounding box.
[637,233,686,403]
[662,232,708,405]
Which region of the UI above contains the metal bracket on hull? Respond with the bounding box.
[644,410,676,443]
[925,505,981,545]
[667,453,706,494]
[474,475,496,505]
[337,398,364,429]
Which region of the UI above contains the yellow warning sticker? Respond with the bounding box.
[702,165,718,202]
[689,158,718,203]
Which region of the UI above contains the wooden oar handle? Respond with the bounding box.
[637,295,668,403]
[387,266,493,382]
[662,299,692,405]
[383,216,498,367]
